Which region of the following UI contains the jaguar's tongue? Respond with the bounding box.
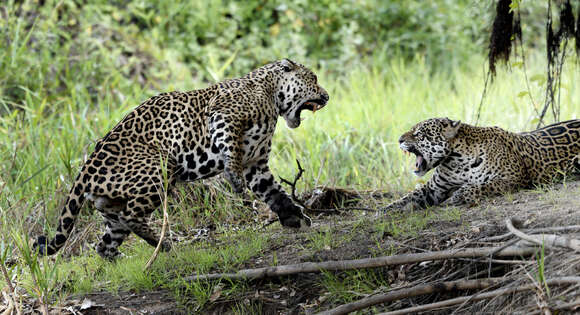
[415,155,424,171]
[306,101,324,114]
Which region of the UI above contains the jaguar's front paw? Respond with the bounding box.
[280,211,312,228]
[270,193,312,229]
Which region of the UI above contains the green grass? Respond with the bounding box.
[10,227,268,310]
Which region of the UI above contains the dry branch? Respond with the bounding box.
[506,218,580,252]
[185,245,541,282]
[479,225,580,242]
[375,277,580,315]
[317,277,505,315]
[279,159,308,209]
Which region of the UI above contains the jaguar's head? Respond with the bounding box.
[398,117,461,177]
[273,59,329,129]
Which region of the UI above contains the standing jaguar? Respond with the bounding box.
[35,59,329,259]
[384,118,580,210]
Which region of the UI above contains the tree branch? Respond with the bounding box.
[375,277,580,315]
[478,225,580,242]
[317,278,505,315]
[505,218,580,252]
[185,244,541,282]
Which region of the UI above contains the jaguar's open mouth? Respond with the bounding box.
[286,98,328,129]
[402,146,428,175]
[298,98,327,117]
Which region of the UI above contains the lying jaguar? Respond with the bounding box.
[384,118,580,210]
[35,59,329,259]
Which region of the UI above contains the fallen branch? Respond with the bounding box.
[375,277,580,315]
[185,244,540,282]
[479,225,580,242]
[317,277,505,315]
[506,218,580,252]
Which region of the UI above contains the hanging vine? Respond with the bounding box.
[481,0,579,127]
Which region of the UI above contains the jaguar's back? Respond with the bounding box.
[518,119,580,184]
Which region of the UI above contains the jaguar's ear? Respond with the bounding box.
[280,58,296,72]
[443,118,461,139]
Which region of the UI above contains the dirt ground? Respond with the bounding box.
[71,181,580,314]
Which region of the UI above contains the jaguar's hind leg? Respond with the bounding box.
[96,215,131,260]
[119,197,171,252]
[89,194,130,260]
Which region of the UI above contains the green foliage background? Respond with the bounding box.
[1,0,495,109]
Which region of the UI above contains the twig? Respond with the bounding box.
[0,262,14,295]
[487,238,519,277]
[474,68,492,125]
[144,194,169,271]
[144,157,171,271]
[185,244,541,282]
[479,225,580,242]
[376,277,580,315]
[457,258,532,265]
[307,206,379,213]
[279,159,308,209]
[317,278,505,315]
[505,218,580,252]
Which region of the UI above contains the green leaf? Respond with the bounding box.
[517,91,529,98]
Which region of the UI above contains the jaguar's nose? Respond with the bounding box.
[398,136,404,144]
[320,92,329,104]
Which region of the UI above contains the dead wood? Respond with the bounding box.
[185,244,541,282]
[506,218,580,252]
[479,225,580,242]
[375,277,580,315]
[316,277,505,315]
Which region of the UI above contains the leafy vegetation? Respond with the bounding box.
[0,0,578,313]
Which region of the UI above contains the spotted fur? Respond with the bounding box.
[384,118,580,210]
[34,59,329,259]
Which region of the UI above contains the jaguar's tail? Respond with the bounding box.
[34,173,86,256]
